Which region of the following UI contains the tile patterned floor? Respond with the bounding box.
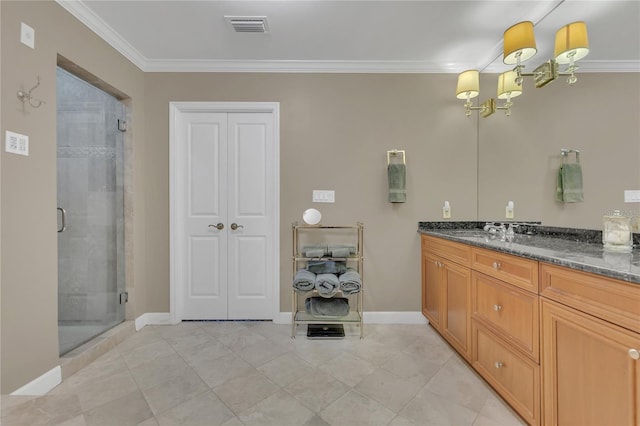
[1,322,526,426]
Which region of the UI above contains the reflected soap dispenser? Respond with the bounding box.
[602,210,633,252]
[443,201,451,219]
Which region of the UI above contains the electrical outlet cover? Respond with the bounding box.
[20,22,35,49]
[5,131,29,156]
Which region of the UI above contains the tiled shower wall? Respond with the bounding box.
[56,68,125,328]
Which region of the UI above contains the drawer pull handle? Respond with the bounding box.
[629,349,640,360]
[492,261,501,270]
[493,304,502,312]
[494,362,504,369]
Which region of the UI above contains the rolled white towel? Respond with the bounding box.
[293,269,316,292]
[315,273,340,298]
[339,268,361,295]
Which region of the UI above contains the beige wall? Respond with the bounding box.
[144,73,478,313]
[478,72,640,228]
[1,0,639,395]
[0,1,146,394]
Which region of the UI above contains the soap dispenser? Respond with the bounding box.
[602,210,632,252]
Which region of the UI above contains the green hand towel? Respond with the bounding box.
[555,167,564,202]
[388,163,406,203]
[558,163,584,203]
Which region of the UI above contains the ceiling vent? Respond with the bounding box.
[225,16,269,33]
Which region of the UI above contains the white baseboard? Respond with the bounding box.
[134,312,174,330]
[364,311,428,324]
[139,311,427,327]
[10,365,61,396]
[275,311,427,325]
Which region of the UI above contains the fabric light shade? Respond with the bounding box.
[497,71,523,99]
[456,70,480,99]
[503,21,537,64]
[554,21,589,64]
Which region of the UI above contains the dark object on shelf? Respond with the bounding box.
[307,324,345,339]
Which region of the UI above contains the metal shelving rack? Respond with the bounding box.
[291,222,364,338]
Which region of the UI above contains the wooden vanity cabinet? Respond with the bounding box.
[540,263,640,426]
[421,234,640,426]
[421,235,472,361]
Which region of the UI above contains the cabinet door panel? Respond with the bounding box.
[542,299,640,426]
[422,253,441,330]
[442,260,471,361]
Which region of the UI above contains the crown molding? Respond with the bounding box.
[143,59,463,73]
[56,0,640,74]
[56,0,148,70]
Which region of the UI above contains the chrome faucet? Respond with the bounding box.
[484,223,507,240]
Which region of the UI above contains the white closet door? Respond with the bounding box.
[174,108,276,320]
[178,112,228,319]
[227,113,275,319]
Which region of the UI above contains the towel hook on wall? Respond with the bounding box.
[17,76,46,108]
[387,149,406,165]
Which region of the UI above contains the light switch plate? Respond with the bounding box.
[5,131,29,156]
[20,22,35,49]
[624,190,640,203]
[312,190,335,203]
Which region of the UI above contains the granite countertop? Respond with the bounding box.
[418,222,640,285]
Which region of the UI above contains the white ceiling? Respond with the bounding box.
[56,0,640,73]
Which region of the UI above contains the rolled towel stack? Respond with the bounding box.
[339,268,361,295]
[315,273,340,298]
[293,269,316,292]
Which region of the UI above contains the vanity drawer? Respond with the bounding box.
[472,271,539,362]
[540,263,640,333]
[422,235,471,267]
[472,247,538,293]
[473,322,540,426]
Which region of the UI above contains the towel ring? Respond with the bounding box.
[387,149,406,165]
[561,149,580,163]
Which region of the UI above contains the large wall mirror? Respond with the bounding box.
[477,73,639,230]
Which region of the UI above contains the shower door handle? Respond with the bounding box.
[57,207,67,233]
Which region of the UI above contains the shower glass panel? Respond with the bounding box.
[56,67,125,356]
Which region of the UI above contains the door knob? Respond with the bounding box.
[492,261,501,270]
[231,223,244,230]
[209,223,224,230]
[629,349,640,360]
[493,304,502,312]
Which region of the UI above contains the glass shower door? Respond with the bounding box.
[56,67,126,355]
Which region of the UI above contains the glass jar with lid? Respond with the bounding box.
[602,210,632,252]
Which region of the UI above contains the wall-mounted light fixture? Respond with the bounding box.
[456,69,522,118]
[457,20,589,118]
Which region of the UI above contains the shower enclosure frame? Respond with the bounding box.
[56,61,133,356]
